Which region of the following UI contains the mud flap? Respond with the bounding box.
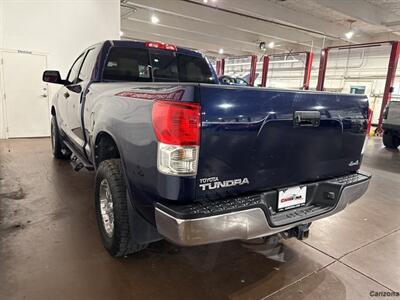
[127,191,163,245]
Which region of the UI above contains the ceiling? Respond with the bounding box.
[120,0,400,57]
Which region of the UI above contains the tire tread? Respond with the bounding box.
[96,159,147,257]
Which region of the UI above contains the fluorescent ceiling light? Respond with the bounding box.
[151,15,159,24]
[218,48,224,54]
[119,31,124,37]
[345,30,354,39]
[268,41,275,49]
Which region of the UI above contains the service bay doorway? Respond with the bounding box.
[1,50,50,138]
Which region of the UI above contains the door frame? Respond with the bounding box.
[0,48,49,139]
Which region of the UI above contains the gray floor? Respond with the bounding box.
[0,137,399,300]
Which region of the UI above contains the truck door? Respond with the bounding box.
[65,47,98,151]
[59,53,85,144]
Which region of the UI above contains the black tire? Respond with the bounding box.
[383,130,399,149]
[95,159,148,257]
[51,116,70,159]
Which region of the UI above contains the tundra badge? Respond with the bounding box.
[199,177,250,191]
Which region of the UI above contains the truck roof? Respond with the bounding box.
[106,40,204,58]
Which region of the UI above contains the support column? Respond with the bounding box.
[249,55,258,86]
[316,48,329,91]
[303,51,314,90]
[377,41,400,134]
[261,55,269,87]
[216,59,225,77]
[216,60,221,76]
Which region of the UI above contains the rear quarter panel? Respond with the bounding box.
[86,83,199,221]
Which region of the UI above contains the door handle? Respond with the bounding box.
[294,111,321,127]
[64,92,70,99]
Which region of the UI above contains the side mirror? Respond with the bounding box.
[43,70,63,84]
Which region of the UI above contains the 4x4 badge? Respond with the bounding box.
[348,160,359,167]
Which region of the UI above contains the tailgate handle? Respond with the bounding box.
[294,111,320,127]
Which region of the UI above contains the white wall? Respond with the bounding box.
[0,0,120,138]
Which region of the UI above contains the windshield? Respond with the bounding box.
[103,47,215,83]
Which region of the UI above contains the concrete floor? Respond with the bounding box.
[0,137,399,300]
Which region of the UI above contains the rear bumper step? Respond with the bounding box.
[155,172,371,246]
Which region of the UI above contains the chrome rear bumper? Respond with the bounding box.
[155,173,370,246]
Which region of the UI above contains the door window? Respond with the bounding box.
[78,48,98,82]
[67,54,85,84]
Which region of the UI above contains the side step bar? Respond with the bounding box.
[63,140,94,171]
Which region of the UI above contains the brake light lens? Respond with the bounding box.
[152,101,200,146]
[164,44,177,51]
[152,100,200,176]
[146,41,177,51]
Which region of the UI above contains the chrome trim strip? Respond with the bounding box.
[155,177,370,246]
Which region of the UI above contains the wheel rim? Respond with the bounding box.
[99,179,114,238]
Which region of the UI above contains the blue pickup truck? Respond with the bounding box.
[43,40,371,257]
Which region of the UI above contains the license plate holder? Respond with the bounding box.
[278,185,307,211]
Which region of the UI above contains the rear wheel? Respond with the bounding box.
[383,130,400,149]
[51,116,70,159]
[95,159,148,257]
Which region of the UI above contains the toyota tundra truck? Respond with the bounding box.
[43,40,371,257]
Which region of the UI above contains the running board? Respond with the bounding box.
[63,140,94,171]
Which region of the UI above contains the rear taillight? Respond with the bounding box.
[152,101,200,145]
[152,100,200,176]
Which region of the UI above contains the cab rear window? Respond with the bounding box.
[103,47,151,82]
[103,47,215,83]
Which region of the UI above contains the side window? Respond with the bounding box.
[78,48,98,82]
[67,54,84,84]
[177,54,214,83]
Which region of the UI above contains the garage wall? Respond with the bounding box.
[224,46,399,125]
[224,47,393,93]
[0,0,120,139]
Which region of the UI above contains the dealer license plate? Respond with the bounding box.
[278,185,307,211]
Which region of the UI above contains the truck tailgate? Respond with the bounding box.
[197,85,368,200]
